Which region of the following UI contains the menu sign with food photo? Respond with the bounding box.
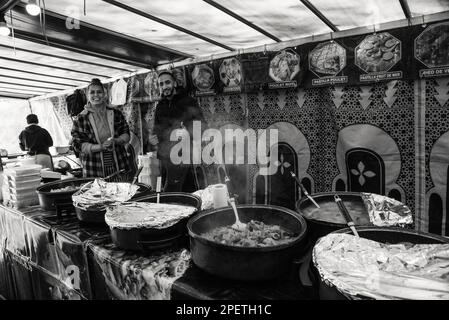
[190,63,217,96]
[218,57,243,94]
[355,32,403,82]
[241,52,271,92]
[268,49,302,89]
[309,40,348,86]
[415,22,449,78]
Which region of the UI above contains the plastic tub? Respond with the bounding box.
[3,173,41,183]
[7,177,41,189]
[4,165,42,177]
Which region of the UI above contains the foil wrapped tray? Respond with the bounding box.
[72,179,139,210]
[313,233,449,300]
[361,193,413,227]
[105,202,197,230]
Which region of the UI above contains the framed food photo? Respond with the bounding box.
[268,48,304,89]
[190,63,218,97]
[414,21,449,79]
[218,57,243,94]
[308,40,349,87]
[354,32,404,83]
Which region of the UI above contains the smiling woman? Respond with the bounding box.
[71,78,133,181]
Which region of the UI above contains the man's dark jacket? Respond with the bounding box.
[153,90,205,160]
[19,124,53,156]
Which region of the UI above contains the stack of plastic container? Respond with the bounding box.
[138,153,160,190]
[2,164,42,209]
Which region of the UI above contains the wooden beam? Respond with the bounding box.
[0,56,110,78]
[399,0,412,20]
[299,0,338,32]
[0,80,64,91]
[102,0,234,52]
[0,87,49,95]
[0,66,90,83]
[0,44,134,72]
[0,92,33,99]
[203,0,282,42]
[8,3,191,68]
[0,73,75,87]
[0,0,20,12]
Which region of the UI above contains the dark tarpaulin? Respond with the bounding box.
[23,213,60,277]
[0,246,14,299]
[3,207,30,257]
[88,240,190,300]
[241,52,271,92]
[6,251,35,300]
[30,265,84,300]
[53,221,109,300]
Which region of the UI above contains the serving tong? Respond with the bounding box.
[290,171,320,209]
[334,194,359,237]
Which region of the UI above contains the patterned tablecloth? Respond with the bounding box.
[89,242,191,300]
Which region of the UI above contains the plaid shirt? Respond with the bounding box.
[71,107,130,178]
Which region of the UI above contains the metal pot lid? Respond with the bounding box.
[105,202,197,230]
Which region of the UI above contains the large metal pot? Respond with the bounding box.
[187,204,308,281]
[109,192,202,251]
[296,192,370,242]
[36,178,95,211]
[315,226,449,300]
[75,183,153,224]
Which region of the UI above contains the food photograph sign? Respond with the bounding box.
[415,22,449,78]
[218,57,243,94]
[268,49,302,89]
[355,32,403,83]
[309,40,348,86]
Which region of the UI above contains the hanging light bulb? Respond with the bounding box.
[0,15,10,37]
[26,0,41,16]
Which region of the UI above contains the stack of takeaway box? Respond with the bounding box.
[2,165,42,209]
[138,153,160,190]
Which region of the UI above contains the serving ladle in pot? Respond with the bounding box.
[224,175,246,231]
[290,171,320,209]
[228,197,246,231]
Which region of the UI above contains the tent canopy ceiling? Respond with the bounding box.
[0,0,448,99]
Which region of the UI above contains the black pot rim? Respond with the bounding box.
[133,191,202,210]
[295,191,368,227]
[187,204,308,252]
[36,177,95,195]
[332,226,449,243]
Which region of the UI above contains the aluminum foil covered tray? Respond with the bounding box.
[361,193,412,227]
[72,179,139,209]
[105,202,197,230]
[313,233,449,300]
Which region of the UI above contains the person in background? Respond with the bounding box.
[71,78,132,181]
[149,70,205,192]
[19,114,54,170]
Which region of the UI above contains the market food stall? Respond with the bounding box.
[1,0,449,301]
